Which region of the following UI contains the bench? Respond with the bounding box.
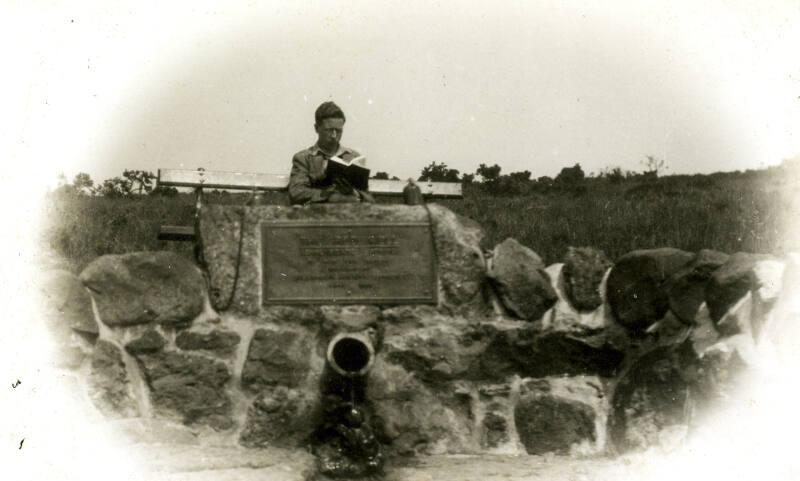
[156,168,463,241]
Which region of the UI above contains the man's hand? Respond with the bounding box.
[327,192,361,203]
[332,177,355,195]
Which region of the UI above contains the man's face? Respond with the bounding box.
[315,117,345,151]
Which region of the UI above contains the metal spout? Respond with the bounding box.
[326,332,375,378]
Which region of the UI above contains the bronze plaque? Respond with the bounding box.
[261,221,437,304]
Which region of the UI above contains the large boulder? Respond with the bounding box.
[239,386,317,448]
[134,351,233,429]
[606,248,695,335]
[79,252,205,327]
[38,270,99,369]
[609,330,754,454]
[88,340,139,417]
[716,260,793,341]
[241,327,313,393]
[488,238,557,321]
[562,247,613,311]
[667,249,730,324]
[705,252,773,324]
[709,264,783,344]
[607,343,695,453]
[688,341,750,420]
[40,269,98,336]
[198,203,487,314]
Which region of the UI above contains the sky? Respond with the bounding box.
[3,0,800,188]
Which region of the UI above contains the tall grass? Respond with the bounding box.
[41,173,799,273]
[442,177,797,262]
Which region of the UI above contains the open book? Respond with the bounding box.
[325,155,370,191]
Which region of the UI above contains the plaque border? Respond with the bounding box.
[261,220,439,305]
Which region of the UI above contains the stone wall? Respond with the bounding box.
[40,203,799,457]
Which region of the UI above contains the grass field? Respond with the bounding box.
[41,167,800,273]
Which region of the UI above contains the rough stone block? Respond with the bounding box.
[38,269,98,370]
[606,248,695,335]
[488,238,557,321]
[514,394,595,455]
[51,339,92,370]
[241,328,312,392]
[367,358,473,455]
[562,247,613,311]
[479,318,623,379]
[482,408,509,449]
[545,263,626,375]
[514,376,606,455]
[175,329,241,357]
[135,351,232,429]
[125,328,167,355]
[425,204,488,309]
[260,305,325,327]
[320,305,381,332]
[88,340,139,417]
[239,386,317,448]
[382,321,486,383]
[80,252,205,327]
[40,269,98,336]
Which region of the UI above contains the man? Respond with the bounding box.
[288,101,373,205]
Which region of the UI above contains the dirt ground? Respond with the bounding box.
[127,443,677,481]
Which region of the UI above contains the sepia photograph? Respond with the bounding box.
[3,1,799,480]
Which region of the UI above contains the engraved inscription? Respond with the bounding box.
[262,222,437,304]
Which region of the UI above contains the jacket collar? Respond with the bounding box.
[308,143,353,157]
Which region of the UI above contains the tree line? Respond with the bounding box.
[61,155,776,198]
[410,155,669,195]
[55,170,178,197]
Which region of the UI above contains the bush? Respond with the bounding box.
[555,164,585,185]
[419,162,460,182]
[599,167,626,184]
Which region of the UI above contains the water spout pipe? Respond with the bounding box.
[326,332,375,378]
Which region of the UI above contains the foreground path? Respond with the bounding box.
[131,443,656,481]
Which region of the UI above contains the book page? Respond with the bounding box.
[330,155,367,168]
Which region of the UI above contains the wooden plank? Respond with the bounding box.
[158,169,290,190]
[157,169,462,197]
[368,179,462,197]
[158,225,196,241]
